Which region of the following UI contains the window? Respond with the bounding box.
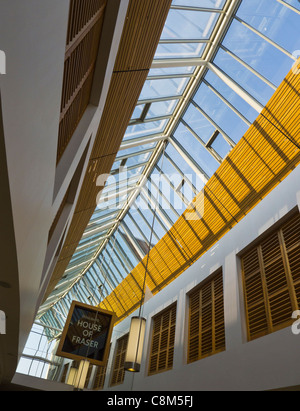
[241,213,300,341]
[148,303,177,375]
[110,334,129,387]
[188,270,225,363]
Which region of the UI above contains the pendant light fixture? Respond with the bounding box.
[124,316,146,372]
[73,359,90,390]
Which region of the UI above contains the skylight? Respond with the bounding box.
[37,0,300,339]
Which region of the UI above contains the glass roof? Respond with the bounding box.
[37,0,300,339]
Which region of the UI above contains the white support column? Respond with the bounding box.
[223,250,244,350]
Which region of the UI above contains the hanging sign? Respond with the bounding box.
[56,301,115,366]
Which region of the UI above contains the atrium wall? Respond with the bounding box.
[99,163,300,391]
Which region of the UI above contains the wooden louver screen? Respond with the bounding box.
[110,334,128,387]
[148,303,176,375]
[57,0,106,163]
[93,365,107,390]
[188,271,225,363]
[242,213,300,341]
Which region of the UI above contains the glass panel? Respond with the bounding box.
[204,70,258,124]
[148,171,186,217]
[183,103,216,144]
[124,213,150,245]
[161,9,219,39]
[68,252,95,268]
[102,172,140,193]
[155,42,206,59]
[146,100,179,119]
[116,142,157,159]
[89,207,120,222]
[126,151,154,168]
[171,0,226,9]
[128,206,156,243]
[148,66,195,76]
[131,104,144,120]
[106,243,127,280]
[223,18,294,87]
[72,245,99,260]
[96,193,128,212]
[139,78,190,100]
[115,228,140,267]
[281,0,300,11]
[236,0,300,53]
[173,122,220,177]
[102,250,121,283]
[213,47,274,106]
[210,134,231,159]
[193,82,250,143]
[138,187,170,238]
[88,210,118,226]
[123,120,168,141]
[165,142,205,193]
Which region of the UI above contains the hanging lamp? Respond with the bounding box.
[124,316,146,372]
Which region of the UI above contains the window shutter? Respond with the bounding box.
[110,333,128,386]
[93,365,107,390]
[242,213,300,340]
[188,270,225,363]
[148,303,177,375]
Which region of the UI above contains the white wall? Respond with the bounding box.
[101,164,300,391]
[0,0,129,385]
[0,0,70,384]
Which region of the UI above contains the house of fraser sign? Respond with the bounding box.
[56,301,115,366]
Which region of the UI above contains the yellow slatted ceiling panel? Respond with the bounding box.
[75,154,117,211]
[90,70,150,160]
[113,0,173,71]
[100,273,144,318]
[57,0,107,163]
[43,0,172,303]
[101,64,300,324]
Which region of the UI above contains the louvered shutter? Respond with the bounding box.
[93,365,107,390]
[242,213,300,340]
[148,303,177,375]
[110,333,128,386]
[188,270,225,363]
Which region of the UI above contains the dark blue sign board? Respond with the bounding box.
[56,301,115,366]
